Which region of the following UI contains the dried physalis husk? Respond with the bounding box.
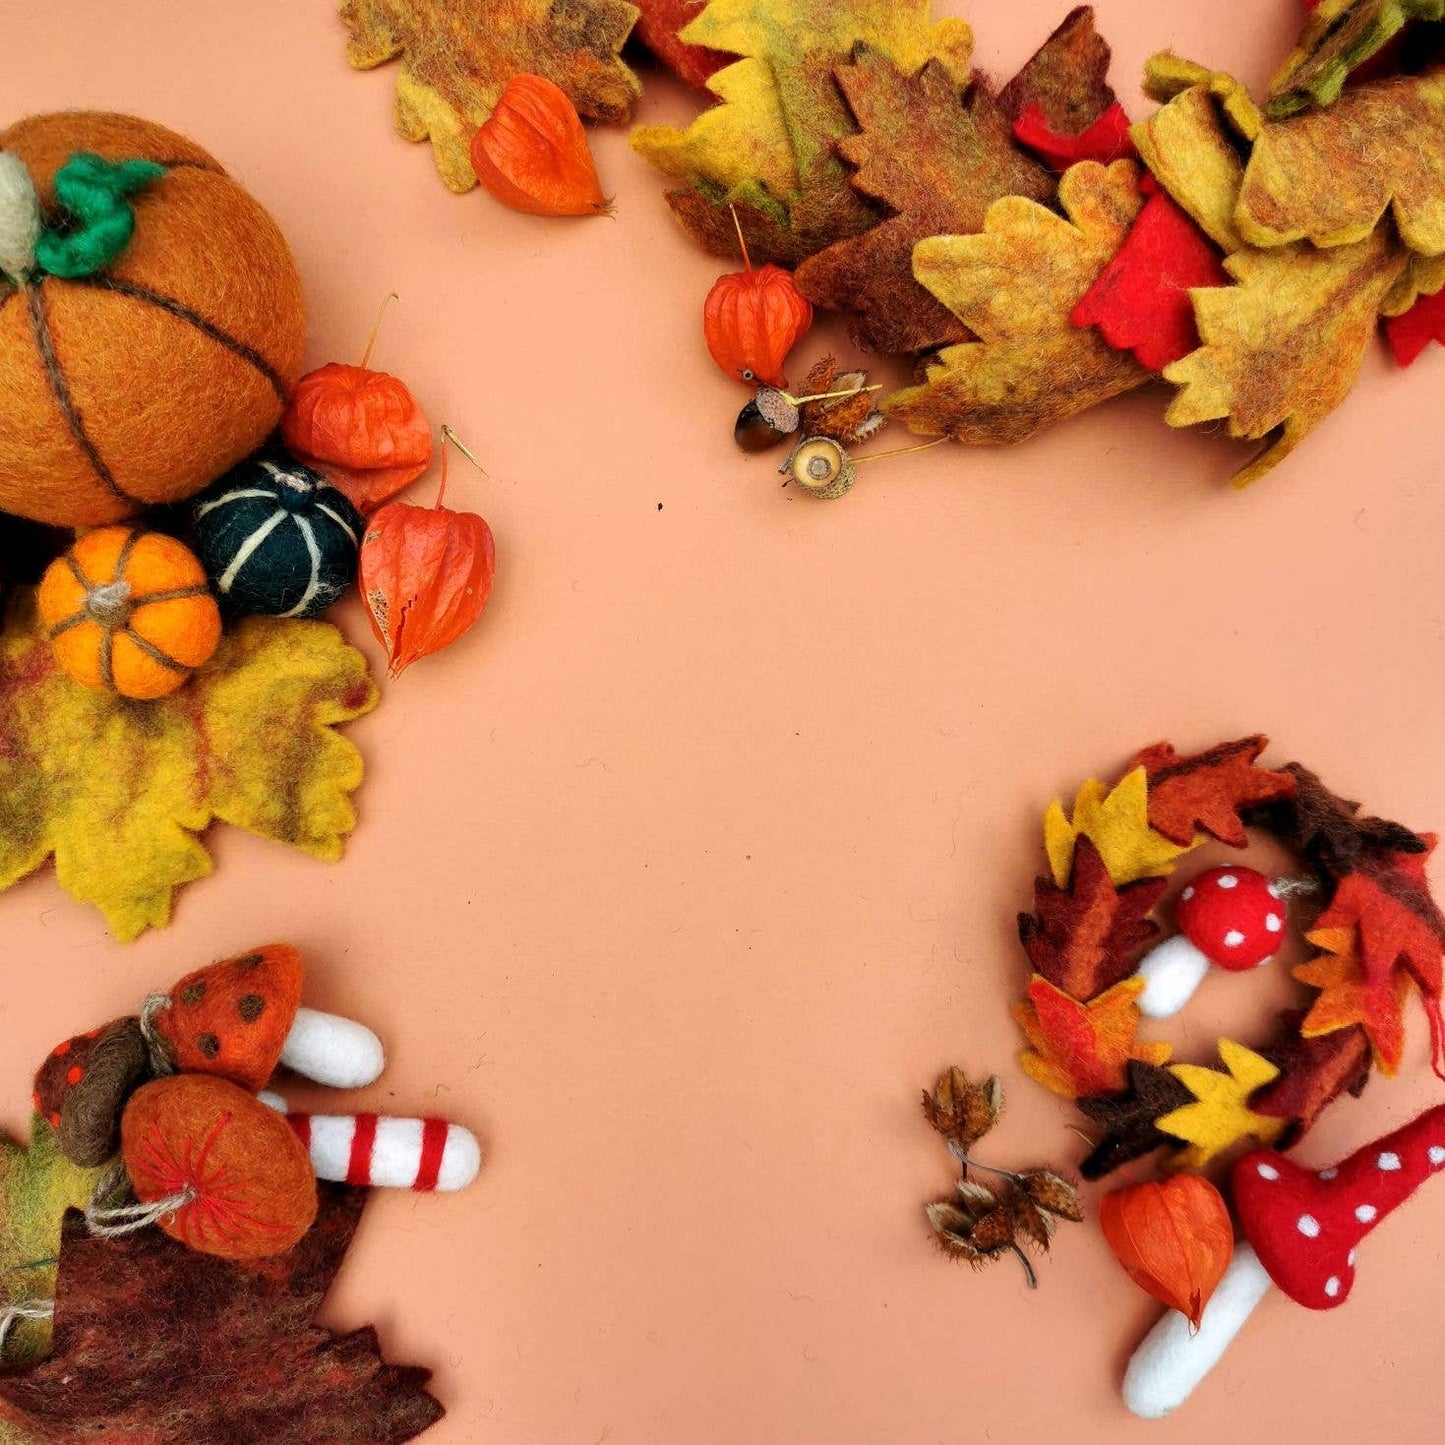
[359,428,497,677]
[781,436,855,500]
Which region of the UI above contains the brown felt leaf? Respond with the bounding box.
[884,158,1149,444]
[1240,74,1445,253]
[1162,222,1409,487]
[341,0,642,191]
[1018,836,1166,1001]
[1252,1008,1372,1145]
[922,1065,1003,1153]
[796,356,887,445]
[998,6,1116,135]
[1076,1060,1192,1180]
[1133,735,1296,847]
[0,1186,443,1444]
[793,48,1055,353]
[1267,0,1445,118]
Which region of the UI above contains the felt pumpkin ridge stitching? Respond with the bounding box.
[23,283,139,506]
[68,274,289,400]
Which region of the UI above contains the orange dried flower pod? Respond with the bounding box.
[469,74,611,217]
[703,215,812,388]
[359,428,496,677]
[1100,1174,1234,1328]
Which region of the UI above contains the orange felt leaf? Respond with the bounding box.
[1018,835,1166,1000]
[1014,975,1171,1098]
[1134,735,1296,847]
[1296,926,1410,1073]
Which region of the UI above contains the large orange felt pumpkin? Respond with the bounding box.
[0,112,306,527]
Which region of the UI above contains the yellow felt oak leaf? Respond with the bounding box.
[1143,53,1262,143]
[1043,766,1190,889]
[1239,74,1445,254]
[1296,925,1411,1074]
[1157,1039,1286,1169]
[1014,975,1172,1099]
[341,0,642,191]
[0,592,377,942]
[631,0,974,264]
[883,159,1150,446]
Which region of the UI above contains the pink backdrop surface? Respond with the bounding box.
[6,1,1445,1439]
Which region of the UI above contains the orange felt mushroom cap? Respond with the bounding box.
[151,943,303,1091]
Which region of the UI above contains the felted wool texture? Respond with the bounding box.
[0,151,42,281]
[278,1007,386,1089]
[152,943,304,1092]
[32,1027,104,1127]
[194,457,363,618]
[0,111,306,528]
[291,1112,482,1191]
[120,1074,317,1259]
[57,1016,150,1168]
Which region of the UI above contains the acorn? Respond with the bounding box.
[782,436,855,500]
[733,386,801,453]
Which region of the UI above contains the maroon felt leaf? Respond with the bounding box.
[1385,285,1445,366]
[1072,177,1228,371]
[1075,1059,1191,1180]
[1134,735,1296,847]
[1018,835,1167,1001]
[0,1185,444,1444]
[998,6,1117,138]
[1253,1008,1372,1146]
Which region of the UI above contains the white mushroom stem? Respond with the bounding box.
[1135,936,1212,1019]
[1122,1245,1274,1418]
[279,1007,385,1089]
[0,153,41,283]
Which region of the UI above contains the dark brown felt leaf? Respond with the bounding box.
[1253,1009,1372,1146]
[0,1186,444,1444]
[1133,735,1296,847]
[1075,1060,1192,1180]
[1018,835,1166,1000]
[794,48,1055,353]
[997,5,1116,135]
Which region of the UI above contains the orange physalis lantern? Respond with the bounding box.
[702,209,813,388]
[359,427,496,677]
[1099,1174,1234,1328]
[469,74,611,218]
[280,294,432,514]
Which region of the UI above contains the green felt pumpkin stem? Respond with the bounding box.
[34,154,166,279]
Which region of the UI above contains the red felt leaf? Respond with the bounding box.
[1011,101,1135,170]
[1134,736,1297,847]
[1018,835,1167,1000]
[1072,180,1227,371]
[632,0,733,89]
[1252,1012,1371,1145]
[1385,285,1445,366]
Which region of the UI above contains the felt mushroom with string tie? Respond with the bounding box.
[1135,867,1306,1019]
[1123,1101,1445,1417]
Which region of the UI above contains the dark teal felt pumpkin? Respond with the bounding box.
[192,456,362,618]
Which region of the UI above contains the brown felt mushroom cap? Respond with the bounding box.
[151,943,303,1092]
[57,1016,151,1167]
[33,1024,105,1127]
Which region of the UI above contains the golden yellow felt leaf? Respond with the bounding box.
[1163,225,1410,488]
[883,159,1150,446]
[631,0,974,263]
[1142,53,1262,141]
[1043,766,1190,889]
[341,0,642,192]
[1158,1039,1286,1170]
[1238,73,1445,254]
[0,592,377,942]
[1382,252,1445,318]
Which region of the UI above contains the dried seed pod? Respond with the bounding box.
[782,436,855,500]
[734,386,800,453]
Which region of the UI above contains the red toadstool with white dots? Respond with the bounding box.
[1135,866,1288,1018]
[1122,1102,1445,1417]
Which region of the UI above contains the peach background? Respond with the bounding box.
[6,1,1445,1439]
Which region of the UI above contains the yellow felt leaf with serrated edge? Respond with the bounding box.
[340,0,642,192]
[1143,53,1262,143]
[1157,1039,1286,1169]
[0,592,377,942]
[1043,766,1190,889]
[631,0,973,264]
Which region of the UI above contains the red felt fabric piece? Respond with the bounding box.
[1011,100,1135,170]
[1385,286,1445,366]
[1071,183,1228,372]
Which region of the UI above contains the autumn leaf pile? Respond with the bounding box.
[631,0,1445,484]
[1016,736,1445,1182]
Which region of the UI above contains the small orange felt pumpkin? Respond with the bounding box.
[37,526,220,698]
[150,943,304,1092]
[121,1074,317,1259]
[470,74,611,217]
[1099,1174,1234,1327]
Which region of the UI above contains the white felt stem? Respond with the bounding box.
[279,1007,385,1089]
[1135,935,1211,1019]
[1122,1245,1274,1419]
[257,1089,288,1113]
[296,1114,481,1191]
[0,153,40,282]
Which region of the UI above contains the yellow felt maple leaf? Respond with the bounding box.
[0,593,377,942]
[1043,766,1190,889]
[1296,925,1412,1074]
[631,0,974,263]
[1014,975,1172,1099]
[883,160,1150,446]
[1157,1039,1285,1169]
[341,0,642,191]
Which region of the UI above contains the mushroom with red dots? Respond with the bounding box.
[1135,867,1288,1018]
[1122,1101,1445,1417]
